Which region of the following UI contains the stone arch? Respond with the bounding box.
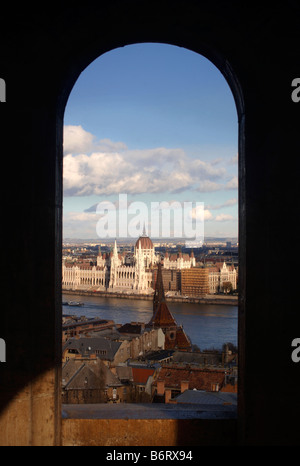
[2,1,266,447]
[62,38,244,441]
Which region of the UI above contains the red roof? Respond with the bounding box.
[132,367,155,385]
[166,327,191,350]
[135,236,154,250]
[155,365,227,391]
[169,253,190,261]
[149,302,178,328]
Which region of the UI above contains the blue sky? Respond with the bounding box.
[63,43,238,240]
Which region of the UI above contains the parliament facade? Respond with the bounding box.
[62,234,236,296]
[62,233,196,293]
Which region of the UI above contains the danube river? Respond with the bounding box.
[63,293,238,351]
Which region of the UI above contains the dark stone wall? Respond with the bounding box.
[0,1,300,445]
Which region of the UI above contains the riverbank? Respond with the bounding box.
[62,289,238,306]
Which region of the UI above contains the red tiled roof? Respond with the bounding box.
[169,253,190,261]
[174,327,191,349]
[150,262,192,351]
[164,328,191,351]
[135,236,154,250]
[149,302,178,328]
[208,266,219,272]
[215,262,223,270]
[132,367,155,385]
[155,365,226,391]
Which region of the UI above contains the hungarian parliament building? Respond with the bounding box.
[62,233,237,296]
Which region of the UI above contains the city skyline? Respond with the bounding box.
[63,43,238,240]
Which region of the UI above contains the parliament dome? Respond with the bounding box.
[135,235,154,250]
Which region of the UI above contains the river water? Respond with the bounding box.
[62,293,238,351]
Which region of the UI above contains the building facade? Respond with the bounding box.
[180,262,237,297]
[208,262,237,294]
[181,267,210,297]
[164,250,195,269]
[62,234,195,294]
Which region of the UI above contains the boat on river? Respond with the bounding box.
[63,301,84,307]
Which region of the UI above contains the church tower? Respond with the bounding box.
[148,263,191,351]
[134,240,145,290]
[152,262,165,316]
[109,239,119,288]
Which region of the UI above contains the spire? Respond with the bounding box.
[148,262,191,350]
[142,222,147,237]
[149,262,178,328]
[152,262,165,315]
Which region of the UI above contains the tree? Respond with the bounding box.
[222,281,233,294]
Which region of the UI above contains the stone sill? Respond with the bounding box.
[61,405,237,446]
[62,402,237,420]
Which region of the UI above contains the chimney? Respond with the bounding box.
[157,380,165,396]
[181,380,189,393]
[165,389,172,404]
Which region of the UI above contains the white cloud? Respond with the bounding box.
[64,125,95,154]
[207,198,238,210]
[221,198,238,207]
[189,206,213,221]
[97,138,128,152]
[63,125,127,155]
[196,180,223,192]
[215,213,234,221]
[228,153,238,165]
[63,146,201,196]
[63,125,237,197]
[63,211,99,238]
[190,159,226,180]
[225,176,238,189]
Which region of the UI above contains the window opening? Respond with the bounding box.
[62,43,238,416]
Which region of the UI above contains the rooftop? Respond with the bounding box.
[62,399,237,420]
[63,337,122,361]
